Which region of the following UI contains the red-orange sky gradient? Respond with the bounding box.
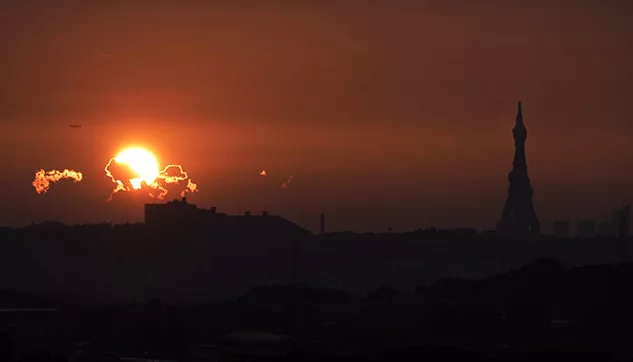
[1,1,633,232]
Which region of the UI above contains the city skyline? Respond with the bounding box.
[3,99,632,234]
[2,3,633,360]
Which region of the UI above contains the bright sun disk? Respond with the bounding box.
[114,147,160,189]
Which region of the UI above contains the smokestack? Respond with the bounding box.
[320,213,325,234]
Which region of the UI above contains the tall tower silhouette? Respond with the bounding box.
[498,102,540,236]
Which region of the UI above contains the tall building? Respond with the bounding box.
[320,213,325,234]
[613,205,631,237]
[498,102,541,237]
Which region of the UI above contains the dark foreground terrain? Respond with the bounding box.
[2,258,632,361]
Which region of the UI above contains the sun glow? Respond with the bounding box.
[104,146,198,200]
[113,147,160,189]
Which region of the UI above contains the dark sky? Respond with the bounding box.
[1,0,632,232]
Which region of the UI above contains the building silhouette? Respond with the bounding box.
[498,102,541,237]
[597,221,613,236]
[320,213,325,234]
[144,197,310,238]
[551,220,570,238]
[613,205,631,237]
[577,220,597,238]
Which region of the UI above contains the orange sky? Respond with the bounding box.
[0,1,632,232]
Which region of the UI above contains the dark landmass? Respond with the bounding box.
[2,209,632,361]
[0,221,629,302]
[2,258,632,361]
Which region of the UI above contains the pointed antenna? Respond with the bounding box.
[516,101,524,125]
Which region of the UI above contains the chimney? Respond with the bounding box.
[245,211,251,216]
[320,213,325,234]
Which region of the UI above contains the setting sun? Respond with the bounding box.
[104,145,198,200]
[114,147,160,189]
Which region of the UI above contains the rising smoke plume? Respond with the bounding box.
[281,175,294,189]
[32,169,83,194]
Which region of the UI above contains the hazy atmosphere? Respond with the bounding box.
[1,0,632,232]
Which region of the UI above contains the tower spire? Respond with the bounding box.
[516,101,523,125]
[498,101,540,238]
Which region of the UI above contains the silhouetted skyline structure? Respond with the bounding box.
[616,205,631,237]
[320,213,325,235]
[578,219,597,238]
[498,102,541,237]
[4,2,633,359]
[551,220,570,238]
[145,197,310,237]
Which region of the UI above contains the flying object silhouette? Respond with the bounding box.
[69,125,82,128]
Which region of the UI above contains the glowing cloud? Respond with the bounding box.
[104,147,198,200]
[260,169,267,176]
[32,169,83,194]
